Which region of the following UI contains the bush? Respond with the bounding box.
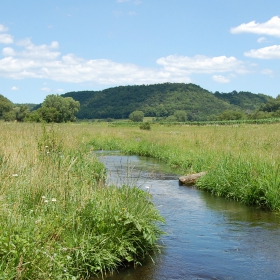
[140,122,151,130]
[129,111,144,122]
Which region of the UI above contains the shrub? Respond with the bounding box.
[140,122,151,130]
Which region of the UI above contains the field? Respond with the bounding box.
[1,121,280,279]
[0,122,164,279]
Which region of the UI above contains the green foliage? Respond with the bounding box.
[174,110,187,122]
[86,122,280,211]
[139,122,151,130]
[27,94,81,123]
[37,107,61,123]
[165,115,177,122]
[39,94,80,123]
[15,105,30,122]
[25,110,42,122]
[129,110,144,122]
[214,90,272,111]
[62,83,272,121]
[2,104,30,122]
[217,109,246,120]
[0,94,14,119]
[0,124,164,279]
[2,110,16,121]
[257,95,280,114]
[37,124,64,155]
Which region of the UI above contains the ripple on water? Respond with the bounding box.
[95,153,280,280]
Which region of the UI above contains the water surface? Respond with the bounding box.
[96,152,280,280]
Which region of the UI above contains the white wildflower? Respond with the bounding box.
[51,198,57,202]
[12,174,18,177]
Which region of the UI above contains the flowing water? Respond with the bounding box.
[96,151,280,280]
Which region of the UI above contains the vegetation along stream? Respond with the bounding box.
[96,151,280,280]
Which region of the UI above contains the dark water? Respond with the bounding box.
[96,151,280,280]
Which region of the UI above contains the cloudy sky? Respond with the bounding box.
[0,0,280,103]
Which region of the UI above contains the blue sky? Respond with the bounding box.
[0,0,280,103]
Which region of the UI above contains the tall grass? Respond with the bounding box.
[2,121,280,278]
[87,122,280,210]
[0,122,164,279]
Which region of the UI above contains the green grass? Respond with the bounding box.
[2,120,280,278]
[87,122,280,211]
[0,123,165,279]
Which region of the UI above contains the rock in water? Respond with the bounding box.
[179,172,207,186]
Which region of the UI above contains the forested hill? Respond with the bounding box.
[62,83,272,120]
[214,91,272,111]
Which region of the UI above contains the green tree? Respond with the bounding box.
[129,110,144,122]
[3,110,16,121]
[166,115,177,122]
[40,94,80,122]
[218,110,246,120]
[25,110,42,122]
[174,110,187,122]
[155,104,168,117]
[258,95,280,113]
[0,94,13,119]
[14,105,30,122]
[37,107,61,123]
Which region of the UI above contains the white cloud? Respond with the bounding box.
[11,86,19,90]
[56,88,64,93]
[261,69,274,76]
[156,55,248,74]
[231,16,280,37]
[257,37,268,43]
[244,45,280,59]
[40,87,51,92]
[0,38,250,85]
[16,39,60,60]
[212,75,231,83]
[2,47,16,56]
[0,34,13,44]
[117,0,130,2]
[0,24,8,32]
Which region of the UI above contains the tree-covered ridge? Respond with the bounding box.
[62,83,272,121]
[214,90,273,111]
[0,83,276,122]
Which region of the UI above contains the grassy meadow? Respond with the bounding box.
[1,121,280,279]
[0,122,164,279]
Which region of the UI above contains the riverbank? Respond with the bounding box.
[0,122,164,279]
[88,122,280,211]
[1,121,280,278]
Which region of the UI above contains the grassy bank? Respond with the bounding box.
[2,121,280,278]
[87,122,280,211]
[0,122,164,279]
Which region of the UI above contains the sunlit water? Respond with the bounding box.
[95,151,280,280]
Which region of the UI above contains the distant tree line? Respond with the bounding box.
[1,83,280,123]
[0,94,80,123]
[62,83,273,121]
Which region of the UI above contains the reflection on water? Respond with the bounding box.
[95,152,280,280]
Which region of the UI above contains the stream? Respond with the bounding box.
[96,151,280,280]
